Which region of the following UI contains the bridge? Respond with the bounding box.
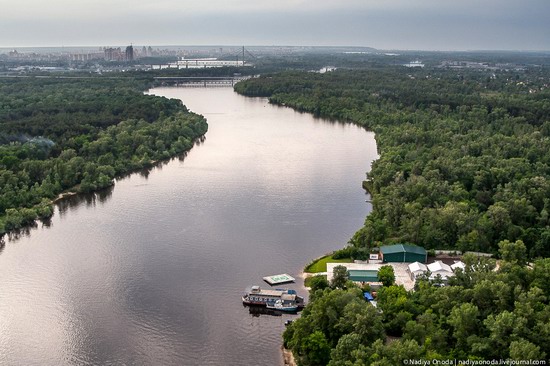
[154,76,251,87]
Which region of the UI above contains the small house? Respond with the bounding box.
[427,260,454,281]
[407,261,428,281]
[349,270,379,283]
[451,261,466,271]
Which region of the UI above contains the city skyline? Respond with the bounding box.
[0,0,549,51]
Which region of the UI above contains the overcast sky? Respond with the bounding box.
[1,0,549,50]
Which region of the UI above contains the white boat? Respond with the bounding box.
[266,298,299,312]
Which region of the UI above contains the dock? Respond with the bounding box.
[263,274,295,286]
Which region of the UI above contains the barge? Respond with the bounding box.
[242,286,304,310]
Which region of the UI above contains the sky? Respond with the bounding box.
[0,0,549,51]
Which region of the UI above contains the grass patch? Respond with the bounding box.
[304,254,353,273]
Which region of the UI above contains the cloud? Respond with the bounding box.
[0,0,548,49]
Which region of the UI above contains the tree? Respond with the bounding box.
[531,258,550,297]
[331,265,349,289]
[363,339,423,365]
[509,339,546,361]
[309,275,330,292]
[378,265,395,287]
[498,239,527,265]
[485,311,527,357]
[301,331,331,366]
[448,303,480,352]
[329,333,362,366]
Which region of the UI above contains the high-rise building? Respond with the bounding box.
[104,47,123,61]
[125,45,134,61]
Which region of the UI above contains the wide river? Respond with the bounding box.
[0,87,378,365]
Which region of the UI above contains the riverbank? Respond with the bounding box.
[0,133,208,239]
[282,346,297,366]
[1,116,207,238]
[304,253,353,273]
[51,191,79,203]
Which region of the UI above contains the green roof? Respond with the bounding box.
[348,270,379,282]
[380,244,426,255]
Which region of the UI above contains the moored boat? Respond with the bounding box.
[242,285,304,308]
[266,298,299,312]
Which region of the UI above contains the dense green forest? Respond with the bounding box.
[0,76,207,235]
[235,66,550,364]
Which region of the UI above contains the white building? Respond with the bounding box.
[427,260,454,281]
[172,58,247,69]
[404,60,425,68]
[407,261,428,281]
[406,260,468,286]
[451,261,466,271]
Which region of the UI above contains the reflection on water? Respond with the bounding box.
[247,305,282,317]
[57,186,115,215]
[246,304,303,318]
[3,222,36,242]
[0,87,378,365]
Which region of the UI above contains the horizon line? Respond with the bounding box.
[1,44,550,54]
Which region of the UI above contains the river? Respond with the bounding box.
[0,87,378,365]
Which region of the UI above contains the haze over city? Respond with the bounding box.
[1,0,549,50]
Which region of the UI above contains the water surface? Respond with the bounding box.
[0,87,378,365]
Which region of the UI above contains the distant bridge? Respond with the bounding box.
[154,76,252,87]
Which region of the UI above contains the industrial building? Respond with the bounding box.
[380,244,427,263]
[172,58,247,69]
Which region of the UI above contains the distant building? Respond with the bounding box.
[125,45,134,61]
[104,47,123,61]
[172,57,247,69]
[70,52,103,61]
[380,244,427,263]
[404,60,425,68]
[103,46,134,61]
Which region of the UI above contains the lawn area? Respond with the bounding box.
[304,254,353,273]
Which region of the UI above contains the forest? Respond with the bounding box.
[0,76,207,235]
[235,65,550,364]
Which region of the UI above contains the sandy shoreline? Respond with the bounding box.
[282,346,297,366]
[51,191,78,204]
